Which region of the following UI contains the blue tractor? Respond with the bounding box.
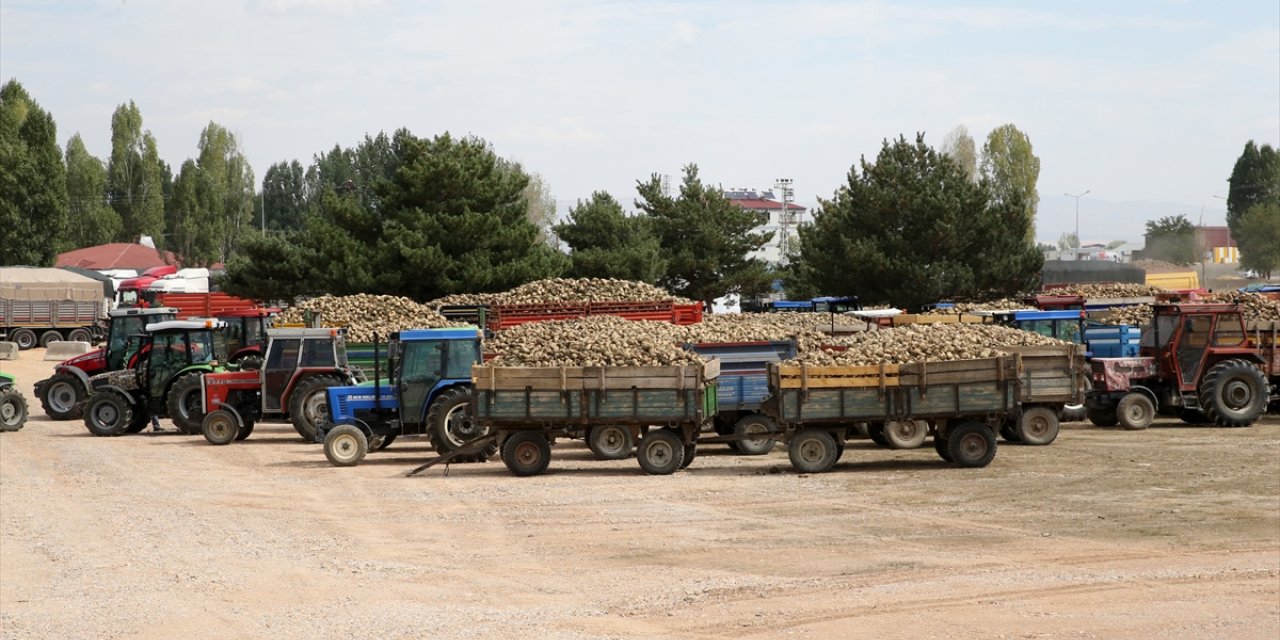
[316,327,496,467]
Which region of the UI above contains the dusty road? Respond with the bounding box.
[2,348,1278,639]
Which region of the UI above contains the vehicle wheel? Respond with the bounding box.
[636,429,685,475]
[883,419,928,449]
[833,437,846,462]
[10,329,37,350]
[1116,393,1154,430]
[946,422,996,468]
[236,418,255,441]
[1087,407,1119,427]
[587,425,633,460]
[39,330,63,348]
[998,420,1022,443]
[427,387,496,462]
[1198,359,1268,427]
[732,414,777,455]
[202,409,240,445]
[39,372,84,420]
[234,354,263,371]
[1175,408,1207,424]
[373,432,397,451]
[124,409,149,433]
[0,387,28,432]
[1059,404,1087,423]
[867,422,889,447]
[933,430,954,462]
[166,372,206,434]
[787,428,838,474]
[288,375,340,441]
[67,328,93,343]
[83,392,132,437]
[500,431,551,477]
[680,439,697,470]
[324,424,368,467]
[1017,406,1060,445]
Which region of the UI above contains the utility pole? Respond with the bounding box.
[1065,190,1090,258]
[775,178,793,262]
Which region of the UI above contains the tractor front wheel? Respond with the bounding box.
[324,425,368,467]
[83,392,132,437]
[202,409,240,445]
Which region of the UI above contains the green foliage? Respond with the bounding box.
[515,165,557,247]
[554,192,666,282]
[196,122,256,262]
[107,101,165,245]
[65,134,121,248]
[1056,232,1079,251]
[0,80,68,266]
[1236,202,1280,279]
[635,164,773,304]
[980,124,1040,243]
[1226,141,1280,233]
[796,134,1042,310]
[222,130,567,302]
[940,125,978,183]
[1143,214,1198,265]
[260,160,308,231]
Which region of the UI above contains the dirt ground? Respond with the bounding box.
[1,348,1278,640]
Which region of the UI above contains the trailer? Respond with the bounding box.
[436,299,703,334]
[143,292,259,319]
[0,267,106,349]
[464,360,720,476]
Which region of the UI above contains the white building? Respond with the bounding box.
[724,188,808,265]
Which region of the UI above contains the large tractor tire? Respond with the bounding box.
[166,373,206,435]
[0,387,28,432]
[1059,404,1087,422]
[1198,359,1268,428]
[39,372,84,420]
[426,387,496,462]
[234,354,263,371]
[83,391,133,437]
[288,375,340,441]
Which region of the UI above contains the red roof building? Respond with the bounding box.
[56,243,177,271]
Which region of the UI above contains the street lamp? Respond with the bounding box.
[1065,190,1090,256]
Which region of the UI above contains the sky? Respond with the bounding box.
[2,0,1277,246]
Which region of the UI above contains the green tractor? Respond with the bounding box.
[1,372,28,432]
[81,319,229,436]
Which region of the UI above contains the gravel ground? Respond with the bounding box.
[2,348,1278,639]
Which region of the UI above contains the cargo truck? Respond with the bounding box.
[1,267,106,349]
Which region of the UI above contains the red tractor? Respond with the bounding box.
[198,327,362,445]
[216,308,278,370]
[1085,303,1277,429]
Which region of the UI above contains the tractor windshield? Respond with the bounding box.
[108,313,177,370]
[1143,314,1180,349]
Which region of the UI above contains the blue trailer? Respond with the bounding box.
[686,340,797,455]
[1082,323,1142,358]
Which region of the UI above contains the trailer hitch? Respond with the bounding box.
[406,434,500,477]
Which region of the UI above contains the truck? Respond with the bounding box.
[1085,303,1277,429]
[1,373,28,432]
[34,307,180,420]
[316,328,492,466]
[115,265,177,307]
[1,267,106,349]
[198,327,363,444]
[465,359,720,476]
[761,345,1086,473]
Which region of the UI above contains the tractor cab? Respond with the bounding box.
[1140,304,1254,392]
[217,308,279,369]
[82,319,228,436]
[103,307,180,371]
[317,327,489,466]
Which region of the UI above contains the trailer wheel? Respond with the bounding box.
[39,372,84,420]
[83,391,131,437]
[68,328,93,344]
[10,329,37,350]
[833,437,846,462]
[202,409,240,445]
[501,431,551,477]
[1198,359,1267,428]
[998,420,1022,443]
[588,425,633,460]
[636,429,685,475]
[166,373,206,434]
[732,415,777,455]
[39,330,63,348]
[1059,404,1087,423]
[1117,393,1154,430]
[946,422,996,468]
[1017,407,1060,445]
[236,418,255,441]
[1087,407,1119,427]
[933,430,954,462]
[867,422,889,448]
[883,419,928,449]
[324,424,368,467]
[289,375,340,441]
[788,428,838,473]
[0,387,28,432]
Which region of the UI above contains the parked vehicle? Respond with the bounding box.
[0,373,28,432]
[687,340,796,456]
[34,307,179,420]
[199,328,361,444]
[81,319,228,436]
[1085,303,1277,429]
[1,267,106,350]
[216,307,277,370]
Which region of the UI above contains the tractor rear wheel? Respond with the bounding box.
[288,375,340,441]
[39,372,83,420]
[867,422,889,447]
[84,392,132,437]
[1198,359,1267,427]
[166,373,205,434]
[427,387,496,462]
